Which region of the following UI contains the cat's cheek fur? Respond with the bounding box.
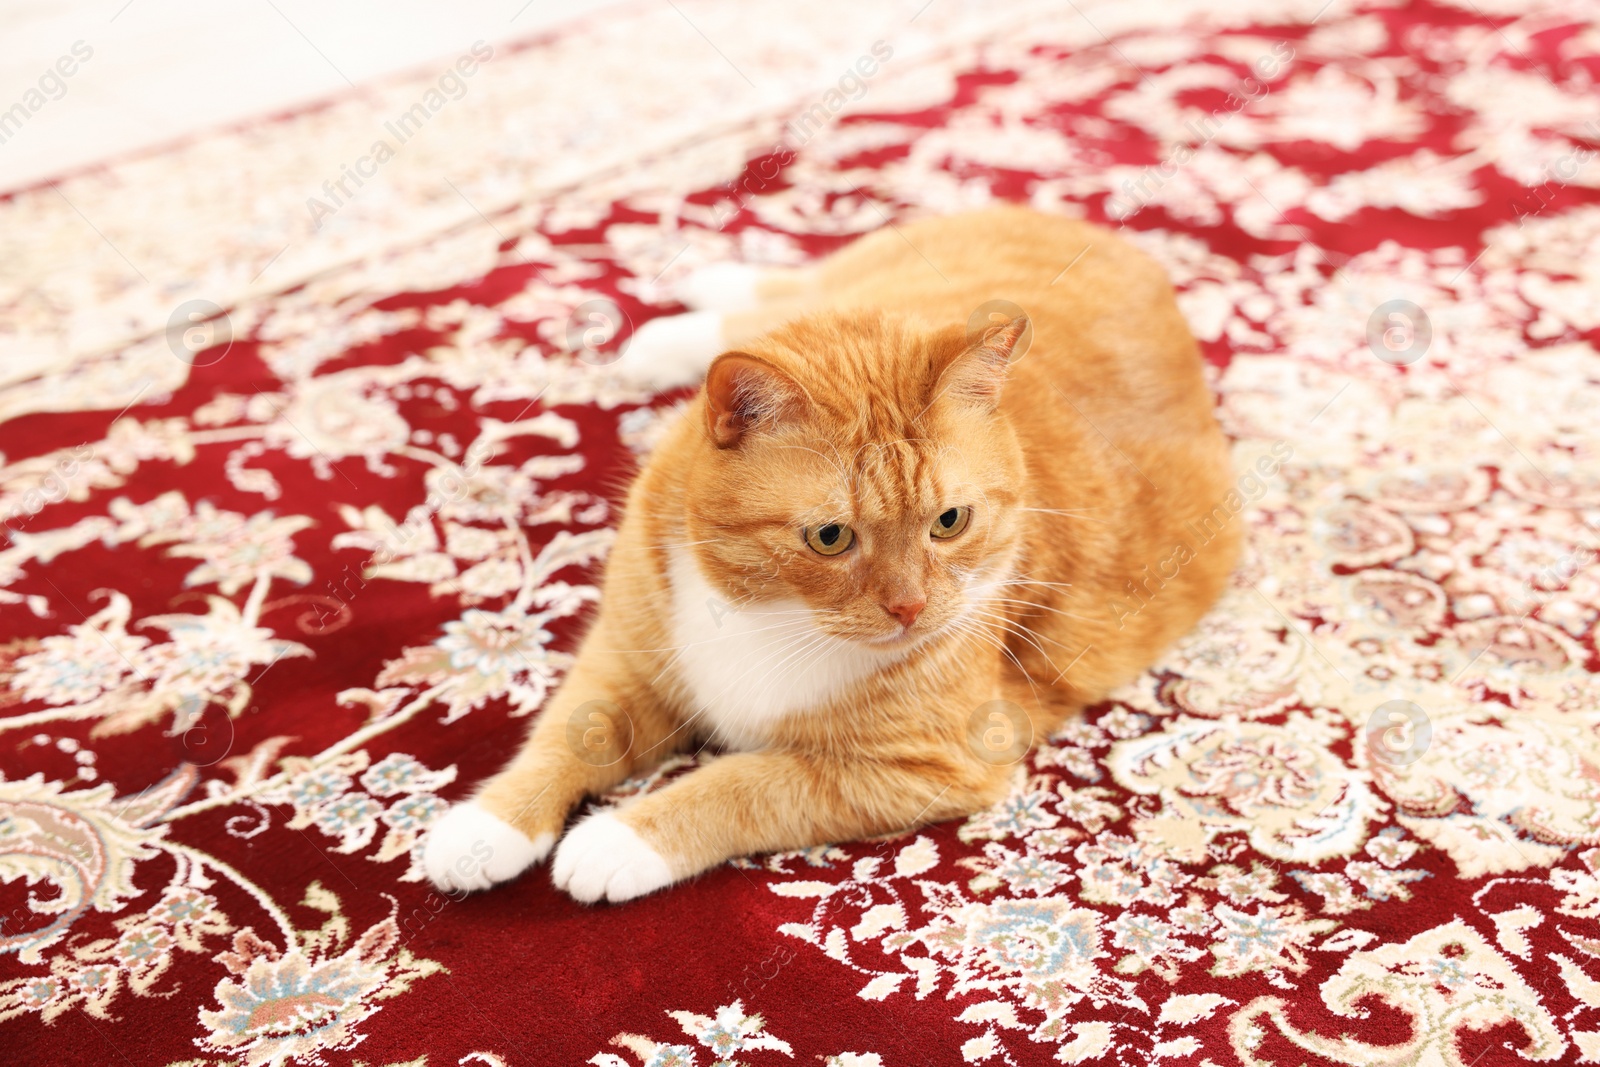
[422,801,553,893]
[551,810,676,903]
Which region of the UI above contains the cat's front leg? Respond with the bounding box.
[422,663,677,893]
[551,748,1007,903]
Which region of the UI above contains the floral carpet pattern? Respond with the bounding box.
[5,0,1600,1063]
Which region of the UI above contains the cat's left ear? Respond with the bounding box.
[933,314,1029,409]
[704,352,806,448]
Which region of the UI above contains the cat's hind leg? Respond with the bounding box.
[674,263,762,312]
[610,260,822,391]
[612,300,811,391]
[675,262,820,311]
[610,310,729,391]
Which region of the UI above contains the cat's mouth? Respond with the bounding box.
[856,618,941,649]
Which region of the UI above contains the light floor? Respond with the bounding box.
[0,0,625,192]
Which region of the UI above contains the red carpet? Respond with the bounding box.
[4,0,1600,1063]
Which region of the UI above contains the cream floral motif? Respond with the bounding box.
[195,884,441,1067]
[1,301,611,1057]
[1231,920,1565,1065]
[0,774,170,966]
[588,1000,884,1066]
[0,882,231,1024]
[0,768,439,1059]
[266,751,457,873]
[1105,714,1383,865]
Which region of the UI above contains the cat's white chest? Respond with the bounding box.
[665,549,887,750]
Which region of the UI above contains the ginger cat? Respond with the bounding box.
[423,205,1240,902]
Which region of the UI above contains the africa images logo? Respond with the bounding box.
[305,42,495,229]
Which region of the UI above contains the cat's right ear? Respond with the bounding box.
[932,314,1029,410]
[704,353,805,448]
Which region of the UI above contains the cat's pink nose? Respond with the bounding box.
[884,599,926,629]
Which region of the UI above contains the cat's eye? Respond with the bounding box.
[805,523,855,556]
[931,506,971,540]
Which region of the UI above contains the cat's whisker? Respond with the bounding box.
[1019,507,1109,524]
[1004,579,1081,598]
[1005,576,1074,591]
[948,616,1044,703]
[971,610,1090,669]
[967,606,1057,652]
[602,615,819,656]
[726,604,840,617]
[677,626,838,753]
[700,624,826,703]
[965,608,1067,672]
[643,614,825,688]
[968,618,1075,692]
[650,538,724,550]
[975,595,1097,625]
[745,631,841,725]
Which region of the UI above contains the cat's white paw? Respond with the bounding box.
[551,811,675,903]
[613,311,726,391]
[675,262,763,312]
[422,801,552,893]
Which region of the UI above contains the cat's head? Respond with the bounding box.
[680,312,1029,648]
